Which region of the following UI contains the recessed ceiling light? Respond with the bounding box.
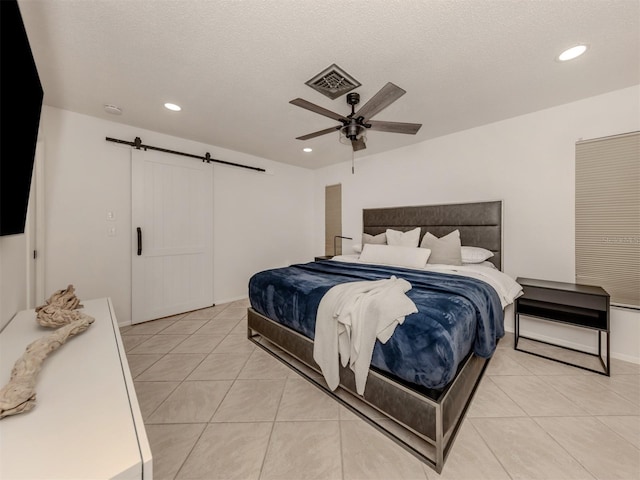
[164,102,182,111]
[103,104,122,115]
[303,147,313,153]
[558,44,588,62]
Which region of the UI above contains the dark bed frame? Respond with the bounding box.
[247,200,503,473]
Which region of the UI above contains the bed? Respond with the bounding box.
[246,200,521,473]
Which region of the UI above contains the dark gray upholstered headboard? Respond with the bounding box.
[362,201,503,270]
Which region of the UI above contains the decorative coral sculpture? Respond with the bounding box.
[0,285,96,419]
[0,313,95,419]
[35,284,84,328]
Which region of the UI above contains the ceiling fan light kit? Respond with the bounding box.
[290,82,422,153]
[339,92,368,149]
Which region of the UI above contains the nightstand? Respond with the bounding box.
[314,255,333,261]
[515,277,610,376]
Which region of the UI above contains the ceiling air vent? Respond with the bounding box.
[305,64,361,100]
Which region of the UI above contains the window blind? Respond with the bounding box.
[575,131,640,308]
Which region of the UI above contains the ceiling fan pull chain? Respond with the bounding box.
[352,150,355,174]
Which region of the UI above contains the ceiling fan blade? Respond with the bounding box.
[367,120,422,135]
[352,138,367,151]
[354,82,406,122]
[295,126,340,141]
[290,98,349,122]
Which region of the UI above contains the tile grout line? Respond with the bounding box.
[481,345,621,479]
[123,311,639,479]
[528,417,599,480]
[481,364,636,478]
[125,302,247,480]
[144,306,245,421]
[128,317,211,423]
[462,349,518,480]
[464,417,515,480]
[592,415,640,453]
[205,347,254,424]
[255,375,289,480]
[171,422,208,480]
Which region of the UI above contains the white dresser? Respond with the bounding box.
[0,298,152,479]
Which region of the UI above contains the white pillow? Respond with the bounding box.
[362,232,387,245]
[353,244,363,254]
[461,246,494,264]
[359,244,431,269]
[385,227,421,247]
[463,260,497,269]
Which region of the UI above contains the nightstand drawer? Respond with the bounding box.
[520,285,608,312]
[516,297,608,330]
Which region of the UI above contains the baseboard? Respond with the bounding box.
[504,326,639,365]
[213,294,249,305]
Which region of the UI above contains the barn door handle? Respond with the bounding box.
[137,227,142,256]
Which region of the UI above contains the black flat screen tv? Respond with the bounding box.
[0,0,44,236]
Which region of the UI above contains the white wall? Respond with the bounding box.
[0,234,27,332]
[313,85,640,363]
[212,160,314,302]
[5,87,637,361]
[39,107,315,324]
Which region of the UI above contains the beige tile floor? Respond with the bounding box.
[121,299,640,480]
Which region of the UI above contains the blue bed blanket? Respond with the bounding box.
[248,260,504,390]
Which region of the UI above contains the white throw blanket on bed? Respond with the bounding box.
[313,276,418,395]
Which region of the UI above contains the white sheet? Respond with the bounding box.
[331,254,523,308]
[359,244,431,269]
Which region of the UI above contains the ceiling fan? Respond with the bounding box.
[290,82,422,152]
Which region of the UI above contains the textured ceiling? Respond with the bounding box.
[17,0,640,169]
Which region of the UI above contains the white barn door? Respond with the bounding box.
[131,148,213,324]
